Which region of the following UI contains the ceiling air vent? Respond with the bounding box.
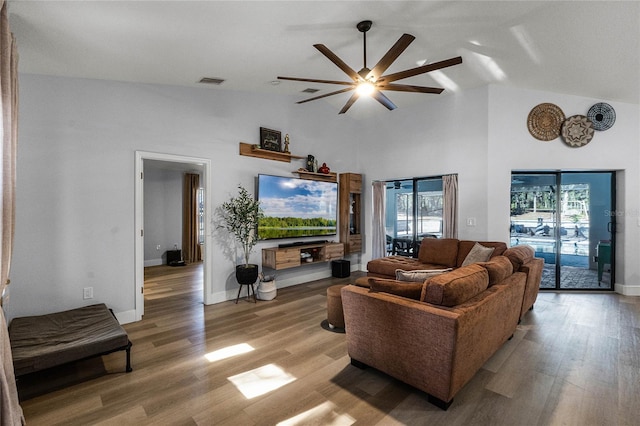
[302,88,319,93]
[198,77,225,85]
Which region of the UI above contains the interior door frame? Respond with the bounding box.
[134,151,213,321]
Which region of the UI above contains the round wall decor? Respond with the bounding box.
[561,115,594,147]
[587,102,616,131]
[527,103,565,141]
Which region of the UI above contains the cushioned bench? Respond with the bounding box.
[8,303,132,377]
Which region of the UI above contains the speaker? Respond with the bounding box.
[167,250,182,266]
[331,260,350,278]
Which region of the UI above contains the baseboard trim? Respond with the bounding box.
[144,259,163,267]
[114,309,137,324]
[615,283,640,296]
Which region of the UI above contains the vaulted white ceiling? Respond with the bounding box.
[7,1,640,112]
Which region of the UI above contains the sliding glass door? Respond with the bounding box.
[385,177,443,257]
[510,172,615,290]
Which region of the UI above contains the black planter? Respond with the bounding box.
[236,264,259,285]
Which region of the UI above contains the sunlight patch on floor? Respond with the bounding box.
[205,343,254,362]
[277,401,355,426]
[228,364,296,399]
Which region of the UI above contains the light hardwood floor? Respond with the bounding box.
[18,263,640,425]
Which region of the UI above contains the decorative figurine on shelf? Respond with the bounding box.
[284,134,290,153]
[313,159,318,173]
[306,155,315,172]
[318,162,330,174]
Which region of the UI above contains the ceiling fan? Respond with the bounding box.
[278,20,462,114]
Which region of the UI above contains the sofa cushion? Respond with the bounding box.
[367,256,449,277]
[421,264,489,307]
[461,242,495,266]
[456,241,507,267]
[368,278,424,300]
[503,245,535,271]
[418,238,460,268]
[478,256,513,286]
[395,268,452,282]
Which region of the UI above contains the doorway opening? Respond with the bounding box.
[510,171,615,290]
[134,152,212,321]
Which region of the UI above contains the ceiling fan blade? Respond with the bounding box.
[338,92,360,114]
[314,44,361,82]
[379,84,444,94]
[377,56,463,84]
[297,87,355,104]
[372,91,397,111]
[277,76,353,86]
[367,33,415,81]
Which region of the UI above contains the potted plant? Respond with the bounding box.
[220,185,264,284]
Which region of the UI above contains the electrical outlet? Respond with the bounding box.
[466,217,476,226]
[83,287,93,299]
[156,245,161,250]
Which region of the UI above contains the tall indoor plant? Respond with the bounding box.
[220,185,264,284]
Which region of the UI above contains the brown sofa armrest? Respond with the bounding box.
[519,257,543,317]
[341,272,526,404]
[341,285,459,402]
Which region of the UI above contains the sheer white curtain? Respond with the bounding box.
[1,0,25,423]
[442,174,458,239]
[371,181,386,259]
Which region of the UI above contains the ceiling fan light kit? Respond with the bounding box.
[278,20,462,114]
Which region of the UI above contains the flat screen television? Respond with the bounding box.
[257,174,338,240]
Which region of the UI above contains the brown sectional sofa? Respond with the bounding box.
[366,238,542,319]
[342,255,527,410]
[366,238,508,278]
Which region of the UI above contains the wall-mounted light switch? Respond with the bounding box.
[83,287,93,299]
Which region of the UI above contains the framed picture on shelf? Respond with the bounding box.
[260,127,282,152]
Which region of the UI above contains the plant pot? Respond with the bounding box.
[236,264,259,285]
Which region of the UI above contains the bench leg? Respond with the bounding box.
[125,340,133,372]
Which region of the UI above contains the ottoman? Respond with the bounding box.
[326,284,347,331]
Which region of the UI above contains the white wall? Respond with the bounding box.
[486,84,640,295]
[7,74,640,322]
[355,84,639,295]
[143,167,183,266]
[357,86,491,254]
[7,74,363,321]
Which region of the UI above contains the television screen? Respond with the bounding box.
[257,174,338,240]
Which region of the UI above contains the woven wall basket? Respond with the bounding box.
[561,115,594,147]
[527,103,565,141]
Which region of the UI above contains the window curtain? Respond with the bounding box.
[1,0,25,423]
[442,174,458,239]
[182,173,201,264]
[371,181,386,259]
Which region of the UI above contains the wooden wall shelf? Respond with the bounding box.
[239,142,305,163]
[293,169,338,183]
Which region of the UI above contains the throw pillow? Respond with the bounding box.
[461,242,495,267]
[368,278,424,300]
[395,268,452,282]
